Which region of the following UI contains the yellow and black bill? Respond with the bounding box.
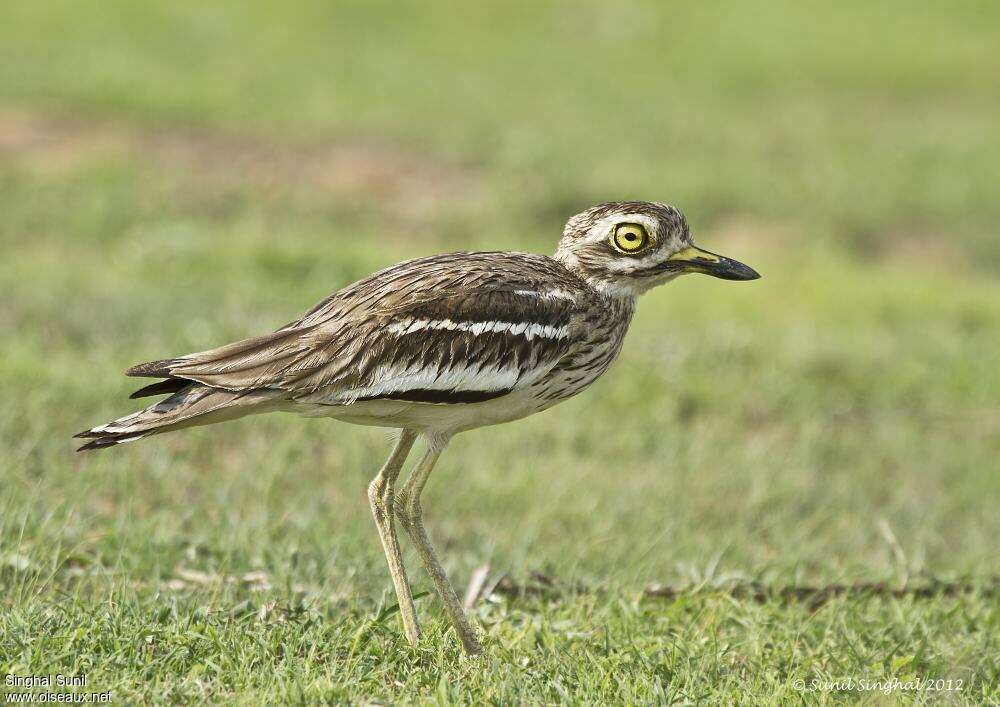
[663,245,761,281]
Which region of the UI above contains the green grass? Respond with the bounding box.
[2,0,999,703]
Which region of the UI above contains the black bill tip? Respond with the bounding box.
[711,256,761,281]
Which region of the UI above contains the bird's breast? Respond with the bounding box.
[528,307,634,406]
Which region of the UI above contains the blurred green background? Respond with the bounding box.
[1,1,998,703]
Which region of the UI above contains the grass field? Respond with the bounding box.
[2,1,998,703]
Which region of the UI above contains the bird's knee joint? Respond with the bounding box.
[394,496,421,529]
[367,479,393,514]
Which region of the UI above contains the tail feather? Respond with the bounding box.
[129,378,189,399]
[76,431,151,451]
[126,358,183,378]
[76,384,286,452]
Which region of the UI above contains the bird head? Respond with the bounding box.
[554,201,760,297]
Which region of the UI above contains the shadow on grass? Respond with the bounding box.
[471,570,998,611]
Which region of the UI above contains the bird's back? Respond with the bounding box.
[78,251,636,445]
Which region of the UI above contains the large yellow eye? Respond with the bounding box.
[611,223,649,253]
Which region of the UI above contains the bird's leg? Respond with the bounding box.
[394,437,484,655]
[367,429,421,646]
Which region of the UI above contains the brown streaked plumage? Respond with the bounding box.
[76,201,760,654]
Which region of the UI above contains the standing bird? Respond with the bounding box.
[76,201,759,654]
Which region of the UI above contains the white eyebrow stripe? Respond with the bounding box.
[385,318,570,340]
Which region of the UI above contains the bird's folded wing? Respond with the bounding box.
[128,286,580,404]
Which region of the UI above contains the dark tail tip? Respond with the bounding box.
[75,431,147,451]
[126,358,180,378]
[77,438,111,452]
[129,378,188,399]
